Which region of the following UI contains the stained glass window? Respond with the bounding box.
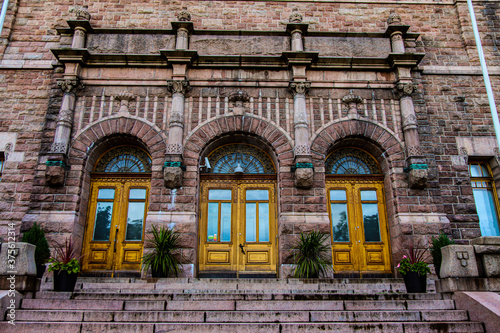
[95,146,151,173]
[208,144,275,174]
[470,162,500,236]
[326,148,380,175]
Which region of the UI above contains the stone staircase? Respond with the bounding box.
[1,278,485,332]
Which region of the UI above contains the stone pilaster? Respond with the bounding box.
[289,81,314,189]
[386,13,405,53]
[164,80,189,188]
[395,81,428,188]
[69,6,91,49]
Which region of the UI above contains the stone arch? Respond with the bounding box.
[67,116,167,251]
[183,115,294,170]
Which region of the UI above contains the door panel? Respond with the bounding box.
[82,178,150,273]
[199,180,276,274]
[327,180,391,274]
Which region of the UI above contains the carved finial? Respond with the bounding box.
[115,91,135,115]
[387,13,402,26]
[70,6,91,21]
[342,92,363,105]
[289,9,303,23]
[177,8,192,22]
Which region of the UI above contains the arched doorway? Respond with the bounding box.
[326,147,392,276]
[198,144,277,277]
[81,146,151,275]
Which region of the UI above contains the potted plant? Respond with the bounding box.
[141,225,182,278]
[21,222,51,278]
[293,231,333,279]
[430,233,454,278]
[48,237,80,292]
[397,243,430,293]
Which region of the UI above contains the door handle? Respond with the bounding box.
[113,225,119,253]
[239,244,246,255]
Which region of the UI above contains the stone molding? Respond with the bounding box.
[402,114,418,131]
[56,109,73,128]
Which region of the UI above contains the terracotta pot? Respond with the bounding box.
[53,270,78,292]
[403,271,427,293]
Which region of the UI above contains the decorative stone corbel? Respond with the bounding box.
[342,92,363,117]
[115,92,135,115]
[177,8,192,22]
[163,161,185,188]
[229,91,250,116]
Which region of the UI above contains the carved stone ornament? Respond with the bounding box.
[169,112,184,128]
[295,144,311,156]
[295,167,314,189]
[229,91,250,104]
[395,82,417,99]
[74,29,86,38]
[166,143,183,155]
[46,165,67,187]
[164,166,183,188]
[50,142,68,154]
[408,167,428,189]
[70,6,91,21]
[57,109,74,127]
[387,13,402,26]
[402,114,418,131]
[289,11,303,23]
[57,78,84,95]
[177,9,192,22]
[167,80,190,95]
[406,145,421,157]
[288,82,311,96]
[342,92,363,105]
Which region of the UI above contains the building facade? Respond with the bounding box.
[1,0,500,278]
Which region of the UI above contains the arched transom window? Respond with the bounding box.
[95,146,152,173]
[207,144,275,174]
[326,148,380,175]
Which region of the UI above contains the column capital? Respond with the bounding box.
[288,81,311,96]
[167,80,190,95]
[57,78,84,96]
[394,82,417,99]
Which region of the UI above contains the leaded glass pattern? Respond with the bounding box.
[95,146,151,173]
[326,148,380,175]
[208,144,275,174]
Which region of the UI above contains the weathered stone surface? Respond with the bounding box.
[45,165,66,187]
[294,168,314,189]
[408,168,428,189]
[440,245,479,278]
[164,167,183,188]
[0,242,36,276]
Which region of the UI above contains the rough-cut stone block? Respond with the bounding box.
[440,245,479,278]
[0,242,36,276]
[45,165,67,187]
[164,166,183,188]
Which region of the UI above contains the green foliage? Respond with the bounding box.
[21,222,50,266]
[293,231,333,279]
[397,243,430,276]
[141,225,182,277]
[430,233,454,278]
[48,237,80,274]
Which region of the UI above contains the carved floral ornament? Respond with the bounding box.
[167,80,190,95]
[288,82,311,96]
[387,13,402,25]
[70,6,91,21]
[229,91,250,104]
[177,9,192,22]
[342,92,363,105]
[289,11,303,23]
[395,82,417,99]
[57,78,84,95]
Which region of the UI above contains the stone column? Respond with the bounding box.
[387,13,405,53]
[289,81,314,189]
[395,81,428,188]
[45,78,83,187]
[164,80,189,188]
[175,9,191,50]
[289,11,304,52]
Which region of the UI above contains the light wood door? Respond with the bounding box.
[82,178,150,273]
[327,179,391,274]
[199,179,277,274]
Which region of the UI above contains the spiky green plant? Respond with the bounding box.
[430,233,455,278]
[293,231,333,279]
[21,222,51,266]
[48,237,80,274]
[141,225,182,277]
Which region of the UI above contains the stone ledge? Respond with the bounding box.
[436,277,500,293]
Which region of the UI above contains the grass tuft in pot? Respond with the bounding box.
[142,225,183,278]
[293,231,333,279]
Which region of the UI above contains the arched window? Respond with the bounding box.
[326,148,380,175]
[207,144,275,174]
[94,146,151,173]
[470,162,500,236]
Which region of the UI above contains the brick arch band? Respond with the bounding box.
[183,115,294,168]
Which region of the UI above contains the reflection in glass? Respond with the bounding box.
[207,203,219,242]
[97,188,115,200]
[362,203,381,242]
[93,202,113,241]
[246,203,257,242]
[361,190,377,201]
[247,190,269,201]
[259,203,270,242]
[473,188,500,236]
[220,203,232,242]
[209,189,232,201]
[470,164,482,177]
[129,188,146,200]
[125,202,145,241]
[331,203,349,242]
[330,190,346,201]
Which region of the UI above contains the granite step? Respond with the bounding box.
[0,321,485,333]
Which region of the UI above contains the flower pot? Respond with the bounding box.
[403,271,427,293]
[53,270,78,292]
